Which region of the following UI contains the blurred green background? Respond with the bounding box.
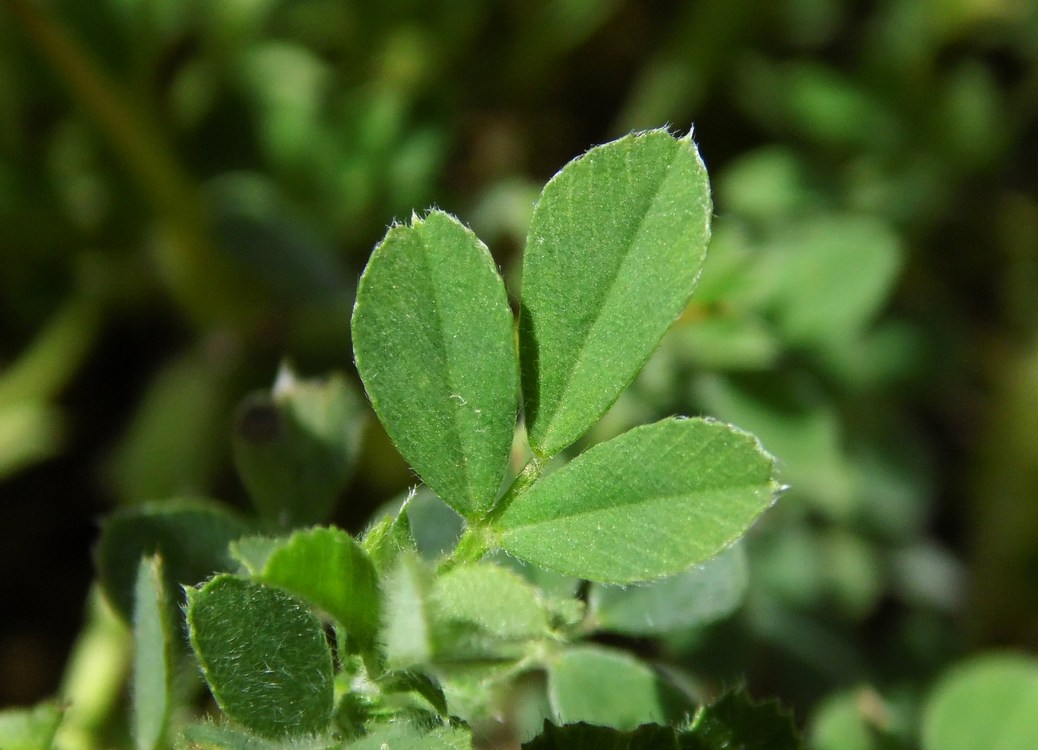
[2,0,1037,740]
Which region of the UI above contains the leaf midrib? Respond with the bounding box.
[533,137,692,453]
[502,419,769,528]
[498,482,772,535]
[414,221,476,509]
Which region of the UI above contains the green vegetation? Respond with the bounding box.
[3,1,1038,748]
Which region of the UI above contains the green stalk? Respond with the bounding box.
[446,523,497,567]
[443,459,544,569]
[483,458,543,523]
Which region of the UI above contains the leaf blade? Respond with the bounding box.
[686,689,801,750]
[232,368,366,527]
[922,653,1038,750]
[588,543,749,635]
[352,210,518,518]
[520,129,711,456]
[186,576,334,739]
[428,562,550,660]
[494,418,777,583]
[96,499,251,622]
[547,646,666,730]
[380,552,434,671]
[346,722,471,750]
[0,702,64,750]
[242,527,381,651]
[132,556,173,750]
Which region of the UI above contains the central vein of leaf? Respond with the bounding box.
[416,228,474,504]
[540,145,688,451]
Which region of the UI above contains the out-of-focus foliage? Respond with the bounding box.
[2,0,1038,746]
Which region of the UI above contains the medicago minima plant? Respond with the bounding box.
[87,129,791,750]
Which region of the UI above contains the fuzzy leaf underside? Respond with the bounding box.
[352,210,518,518]
[233,527,380,649]
[360,505,416,573]
[186,576,333,739]
[494,418,777,583]
[345,722,471,749]
[520,128,712,457]
[175,722,335,750]
[428,562,550,662]
[381,553,434,671]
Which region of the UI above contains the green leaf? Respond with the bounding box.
[0,295,101,406]
[230,536,281,575]
[132,556,173,750]
[96,499,251,622]
[428,562,550,659]
[436,663,530,727]
[405,488,465,559]
[922,653,1038,750]
[547,646,665,730]
[685,689,801,750]
[671,317,780,372]
[186,575,334,739]
[694,374,854,521]
[352,210,518,518]
[809,689,890,750]
[56,588,131,747]
[0,401,64,480]
[0,702,64,750]
[489,553,582,599]
[360,504,416,574]
[381,553,434,670]
[520,128,711,457]
[761,215,901,347]
[782,63,892,150]
[233,367,365,527]
[176,722,335,750]
[108,347,230,503]
[717,146,813,224]
[234,527,381,649]
[588,544,748,635]
[345,722,472,750]
[524,722,680,750]
[378,670,450,717]
[494,418,778,583]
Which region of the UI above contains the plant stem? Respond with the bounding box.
[442,459,544,568]
[448,524,496,567]
[484,458,543,524]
